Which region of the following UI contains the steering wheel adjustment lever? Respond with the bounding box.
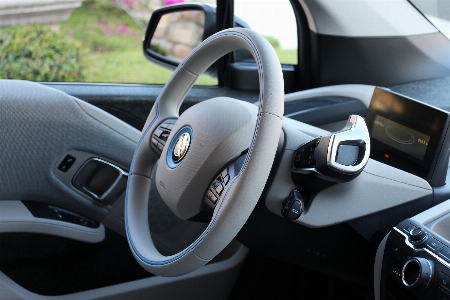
[292,115,370,183]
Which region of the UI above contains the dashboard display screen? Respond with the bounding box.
[366,88,449,181]
[371,115,430,161]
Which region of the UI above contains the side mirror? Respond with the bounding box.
[143,3,250,78]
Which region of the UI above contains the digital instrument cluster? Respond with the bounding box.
[366,88,450,186]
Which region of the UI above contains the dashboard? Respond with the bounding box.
[242,82,450,299]
[270,83,450,300]
[2,78,450,299]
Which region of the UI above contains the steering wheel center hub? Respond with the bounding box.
[156,97,258,220]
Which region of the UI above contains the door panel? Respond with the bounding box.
[43,83,260,130]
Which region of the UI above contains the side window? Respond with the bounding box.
[0,0,216,85]
[234,0,298,65]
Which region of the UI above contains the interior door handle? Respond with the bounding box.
[72,158,128,205]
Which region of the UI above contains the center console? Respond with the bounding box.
[377,200,450,300]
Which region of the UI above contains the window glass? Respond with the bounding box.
[0,0,216,85]
[234,0,298,65]
[409,0,450,39]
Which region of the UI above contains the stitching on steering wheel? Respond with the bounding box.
[125,30,266,266]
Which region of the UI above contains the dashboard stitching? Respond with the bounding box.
[361,169,432,190]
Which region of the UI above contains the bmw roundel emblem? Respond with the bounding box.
[167,126,192,168]
[172,132,190,163]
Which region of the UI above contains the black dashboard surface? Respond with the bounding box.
[390,76,450,113]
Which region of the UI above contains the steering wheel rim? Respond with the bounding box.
[126,28,284,277]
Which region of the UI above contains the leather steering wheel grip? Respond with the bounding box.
[125,28,284,276]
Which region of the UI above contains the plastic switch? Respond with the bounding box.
[281,190,304,220]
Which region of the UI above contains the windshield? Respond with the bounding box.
[409,0,450,39]
[0,0,217,85]
[0,0,297,84]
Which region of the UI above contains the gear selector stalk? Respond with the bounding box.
[292,115,370,184]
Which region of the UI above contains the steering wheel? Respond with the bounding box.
[125,28,284,277]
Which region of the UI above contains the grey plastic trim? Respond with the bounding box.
[297,159,431,227]
[318,120,349,133]
[0,80,137,222]
[430,215,450,242]
[299,0,438,36]
[284,84,375,108]
[411,199,450,225]
[0,242,248,300]
[374,233,389,300]
[265,146,432,227]
[74,98,141,143]
[410,200,450,249]
[283,115,330,138]
[264,117,324,214]
[247,85,373,135]
[0,200,105,243]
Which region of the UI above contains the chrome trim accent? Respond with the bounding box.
[166,126,193,169]
[425,259,433,287]
[80,158,128,200]
[401,258,432,288]
[401,258,421,287]
[409,227,429,245]
[82,186,102,199]
[172,132,190,163]
[393,227,450,270]
[327,115,370,174]
[92,158,129,177]
[291,167,316,174]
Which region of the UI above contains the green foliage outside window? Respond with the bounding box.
[0,25,85,82]
[263,35,281,49]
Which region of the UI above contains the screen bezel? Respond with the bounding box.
[366,88,449,181]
